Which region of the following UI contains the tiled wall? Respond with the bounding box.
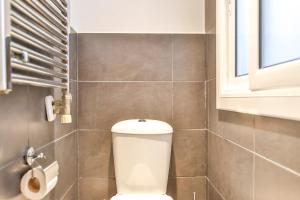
[77,34,208,200]
[0,32,78,200]
[205,1,300,199]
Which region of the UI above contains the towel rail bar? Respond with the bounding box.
[0,0,70,93]
[11,44,67,70]
[12,74,67,89]
[27,0,67,33]
[11,13,67,51]
[42,0,68,24]
[11,59,67,80]
[11,28,67,60]
[11,0,67,42]
[50,0,67,15]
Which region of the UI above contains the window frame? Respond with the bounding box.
[216,0,300,121]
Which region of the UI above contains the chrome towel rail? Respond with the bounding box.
[0,0,70,93]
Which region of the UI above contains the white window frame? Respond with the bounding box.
[216,0,300,121]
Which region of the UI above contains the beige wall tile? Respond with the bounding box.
[78,34,172,81]
[255,116,300,173]
[220,111,254,150]
[0,86,29,166]
[173,82,206,129]
[62,184,77,200]
[78,82,98,129]
[28,87,54,148]
[208,132,253,200]
[79,82,172,129]
[206,35,216,80]
[167,177,207,200]
[79,178,116,200]
[173,35,206,81]
[205,0,216,33]
[170,130,207,177]
[207,79,222,134]
[54,133,77,199]
[78,130,114,178]
[0,159,29,200]
[254,156,300,200]
[207,181,224,200]
[69,31,78,81]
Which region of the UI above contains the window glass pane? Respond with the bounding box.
[235,0,249,76]
[260,0,300,68]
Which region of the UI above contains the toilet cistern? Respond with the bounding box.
[111,119,173,200]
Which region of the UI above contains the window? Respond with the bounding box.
[217,0,300,121]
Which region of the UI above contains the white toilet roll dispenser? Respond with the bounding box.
[21,147,59,200]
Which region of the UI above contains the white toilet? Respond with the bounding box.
[111,119,173,200]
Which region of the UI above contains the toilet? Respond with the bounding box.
[111,119,173,200]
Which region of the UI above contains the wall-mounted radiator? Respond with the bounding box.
[0,0,69,93]
[0,0,72,123]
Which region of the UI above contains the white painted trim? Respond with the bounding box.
[216,0,300,121]
[248,0,300,90]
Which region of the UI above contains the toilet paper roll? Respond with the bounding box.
[20,161,59,200]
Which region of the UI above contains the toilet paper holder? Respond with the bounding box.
[25,147,46,167]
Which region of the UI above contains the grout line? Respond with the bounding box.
[252,117,256,200]
[206,177,226,200]
[76,31,80,200]
[59,181,76,200]
[208,130,300,177]
[206,77,216,82]
[36,130,77,152]
[0,158,23,171]
[205,80,208,129]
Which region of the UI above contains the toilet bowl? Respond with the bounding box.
[111,119,173,200]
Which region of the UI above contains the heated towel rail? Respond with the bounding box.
[0,0,72,123]
[0,0,70,94]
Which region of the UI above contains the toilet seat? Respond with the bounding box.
[111,194,173,200]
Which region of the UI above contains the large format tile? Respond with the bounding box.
[78,82,98,129]
[170,130,207,177]
[28,86,54,148]
[54,133,77,199]
[167,177,207,200]
[207,79,222,134]
[79,82,172,129]
[78,34,172,81]
[254,156,300,200]
[69,30,78,81]
[206,35,216,80]
[78,130,114,178]
[79,178,116,200]
[61,183,77,200]
[173,82,206,129]
[0,85,28,166]
[208,132,253,200]
[205,0,216,33]
[0,159,29,200]
[220,111,254,150]
[173,35,206,81]
[254,116,300,173]
[207,181,224,200]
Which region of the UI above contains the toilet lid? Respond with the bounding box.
[111,194,173,200]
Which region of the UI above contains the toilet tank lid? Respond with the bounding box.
[111,119,173,134]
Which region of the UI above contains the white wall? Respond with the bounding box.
[70,0,205,33]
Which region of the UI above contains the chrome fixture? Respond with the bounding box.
[0,0,72,123]
[25,147,46,167]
